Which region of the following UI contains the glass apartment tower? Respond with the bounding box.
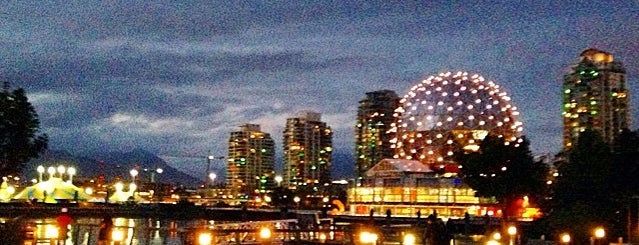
[354,90,399,179]
[563,48,628,150]
[283,111,332,189]
[226,124,275,198]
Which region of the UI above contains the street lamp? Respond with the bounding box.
[492,232,501,241]
[294,196,301,209]
[57,165,66,180]
[37,165,45,182]
[47,167,56,179]
[130,169,139,182]
[507,225,517,245]
[208,173,217,184]
[594,227,605,245]
[67,167,76,183]
[197,232,213,245]
[560,233,571,244]
[403,233,416,245]
[205,155,214,188]
[151,168,163,183]
[275,175,283,187]
[359,231,378,245]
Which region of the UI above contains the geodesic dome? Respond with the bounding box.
[390,71,523,166]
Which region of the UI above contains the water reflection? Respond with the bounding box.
[24,217,212,245]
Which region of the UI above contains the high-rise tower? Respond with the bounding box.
[283,111,332,189]
[563,48,628,150]
[226,124,275,197]
[354,90,399,178]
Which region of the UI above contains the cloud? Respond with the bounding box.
[1,1,637,165]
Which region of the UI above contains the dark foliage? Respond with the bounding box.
[455,135,548,218]
[0,84,48,176]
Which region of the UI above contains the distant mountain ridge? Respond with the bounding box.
[24,148,356,187]
[25,149,201,187]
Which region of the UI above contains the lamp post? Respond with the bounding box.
[275,175,283,187]
[594,227,605,245]
[294,196,301,210]
[47,167,56,179]
[153,168,163,202]
[130,169,139,183]
[37,165,45,182]
[507,225,517,245]
[151,168,163,183]
[208,173,217,185]
[67,167,76,183]
[57,165,66,180]
[205,155,214,188]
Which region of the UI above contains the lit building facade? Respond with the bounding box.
[348,159,500,218]
[355,90,399,179]
[226,124,275,198]
[283,111,332,189]
[563,48,628,150]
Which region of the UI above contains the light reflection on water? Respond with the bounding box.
[26,217,214,245]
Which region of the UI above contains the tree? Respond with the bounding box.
[0,83,48,176]
[543,129,619,243]
[455,135,548,219]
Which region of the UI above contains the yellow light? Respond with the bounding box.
[259,227,272,240]
[44,224,59,239]
[507,226,517,236]
[319,233,327,242]
[360,231,378,244]
[492,232,501,240]
[198,232,213,245]
[594,227,605,238]
[112,229,125,242]
[403,233,416,245]
[561,233,571,243]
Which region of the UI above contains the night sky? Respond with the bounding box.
[2,1,638,177]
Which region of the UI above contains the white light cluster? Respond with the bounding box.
[391,71,523,164]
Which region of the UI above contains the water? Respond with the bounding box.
[17,216,343,245]
[20,217,215,245]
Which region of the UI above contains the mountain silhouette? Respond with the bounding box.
[25,149,201,187]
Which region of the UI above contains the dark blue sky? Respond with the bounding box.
[2,1,638,176]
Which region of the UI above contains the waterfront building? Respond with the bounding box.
[283,111,333,189]
[562,48,628,150]
[226,124,276,198]
[348,158,501,218]
[355,90,399,179]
